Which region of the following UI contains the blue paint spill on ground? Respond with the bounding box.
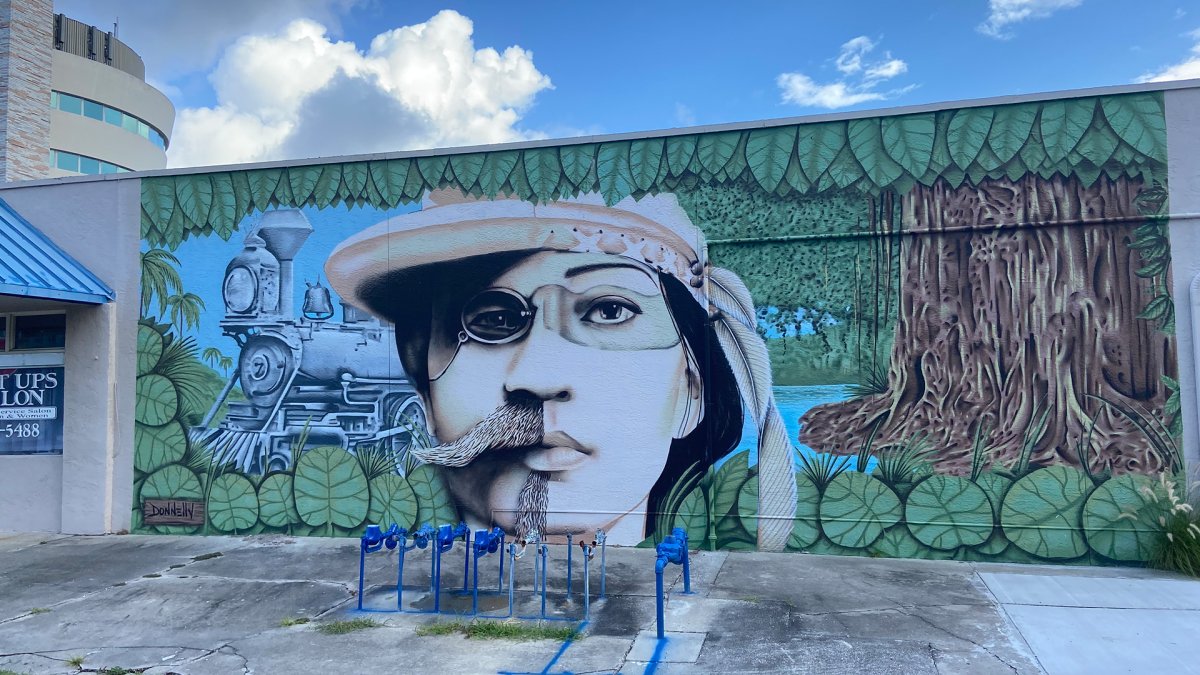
[497,619,588,675]
[642,637,670,675]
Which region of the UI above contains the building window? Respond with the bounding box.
[0,314,66,352]
[13,314,67,351]
[49,90,168,149]
[49,149,130,175]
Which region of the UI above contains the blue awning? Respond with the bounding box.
[0,196,115,304]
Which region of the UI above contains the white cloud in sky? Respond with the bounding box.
[777,36,910,109]
[54,0,362,80]
[168,11,552,168]
[1137,28,1200,82]
[978,0,1082,39]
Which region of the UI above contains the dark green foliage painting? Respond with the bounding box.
[133,91,1183,568]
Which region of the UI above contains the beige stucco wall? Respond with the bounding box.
[50,49,173,171]
[1167,87,1200,479]
[0,177,140,533]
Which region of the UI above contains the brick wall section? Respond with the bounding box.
[0,0,53,181]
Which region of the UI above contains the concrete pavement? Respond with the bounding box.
[0,532,1195,674]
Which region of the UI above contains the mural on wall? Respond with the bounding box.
[134,91,1183,565]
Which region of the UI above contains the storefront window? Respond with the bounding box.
[12,314,66,351]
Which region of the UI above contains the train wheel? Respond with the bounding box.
[384,396,429,470]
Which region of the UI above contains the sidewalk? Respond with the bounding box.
[0,533,1196,674]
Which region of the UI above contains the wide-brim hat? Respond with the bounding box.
[325,189,709,319]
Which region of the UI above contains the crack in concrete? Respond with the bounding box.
[894,606,1022,674]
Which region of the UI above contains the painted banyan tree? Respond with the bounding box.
[135,90,1182,565]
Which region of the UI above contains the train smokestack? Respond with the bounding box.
[255,210,313,320]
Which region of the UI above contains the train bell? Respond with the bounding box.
[302,281,335,321]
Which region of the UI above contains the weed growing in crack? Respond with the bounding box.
[280,616,311,627]
[27,607,50,615]
[415,620,580,641]
[315,618,383,635]
[65,655,85,669]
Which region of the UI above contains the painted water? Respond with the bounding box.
[731,383,875,471]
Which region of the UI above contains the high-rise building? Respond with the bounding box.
[0,0,174,181]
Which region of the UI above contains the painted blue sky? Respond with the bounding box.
[56,0,1200,169]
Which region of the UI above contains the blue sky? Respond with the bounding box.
[56,0,1200,168]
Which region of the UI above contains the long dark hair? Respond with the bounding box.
[369,252,745,540]
[643,272,743,541]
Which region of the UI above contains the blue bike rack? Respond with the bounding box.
[471,527,507,616]
[357,522,609,623]
[654,527,693,639]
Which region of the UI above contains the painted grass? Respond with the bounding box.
[315,618,383,635]
[416,620,580,642]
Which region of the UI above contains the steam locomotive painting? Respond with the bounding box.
[192,209,428,474]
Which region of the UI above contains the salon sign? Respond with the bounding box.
[0,367,64,455]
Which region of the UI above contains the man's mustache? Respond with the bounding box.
[409,400,543,468]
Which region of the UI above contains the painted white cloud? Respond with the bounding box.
[168,11,552,168]
[1137,29,1200,82]
[978,0,1082,39]
[777,36,909,109]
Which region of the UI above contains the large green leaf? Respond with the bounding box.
[417,156,448,189]
[1001,466,1092,560]
[523,148,561,202]
[247,169,282,210]
[820,144,862,190]
[142,464,202,500]
[1101,95,1165,162]
[905,475,993,550]
[134,420,187,473]
[849,118,905,187]
[629,138,665,192]
[176,175,213,228]
[696,131,741,175]
[366,161,394,207]
[449,153,486,191]
[1083,474,1158,562]
[665,136,698,177]
[787,474,821,550]
[135,374,178,426]
[257,472,300,528]
[382,160,411,205]
[208,473,259,533]
[209,174,238,240]
[880,113,935,178]
[137,325,164,376]
[141,179,175,232]
[1077,118,1121,166]
[403,159,427,200]
[746,127,796,192]
[287,166,322,206]
[820,472,901,548]
[368,474,418,530]
[559,144,595,189]
[141,464,203,534]
[987,105,1038,165]
[869,526,930,559]
[947,108,994,170]
[673,484,708,543]
[711,451,750,522]
[1041,98,1095,163]
[480,151,519,198]
[783,154,810,194]
[796,122,847,185]
[407,464,457,527]
[307,165,339,209]
[737,475,760,537]
[597,142,634,205]
[338,162,368,202]
[293,447,370,530]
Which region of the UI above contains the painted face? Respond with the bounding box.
[424,251,701,541]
